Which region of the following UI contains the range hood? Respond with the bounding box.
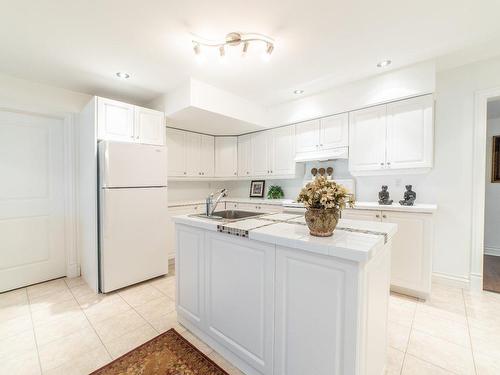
[294,147,348,162]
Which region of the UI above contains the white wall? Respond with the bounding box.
[0,73,91,115]
[484,116,500,255]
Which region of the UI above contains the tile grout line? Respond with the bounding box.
[462,288,479,375]
[26,288,44,375]
[398,298,418,374]
[66,281,114,361]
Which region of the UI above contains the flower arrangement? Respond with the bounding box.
[297,176,355,211]
[267,185,284,199]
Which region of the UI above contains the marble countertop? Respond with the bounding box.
[168,197,287,208]
[173,213,397,263]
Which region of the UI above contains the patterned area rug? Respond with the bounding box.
[91,329,228,375]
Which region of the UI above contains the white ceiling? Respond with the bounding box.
[1,0,500,107]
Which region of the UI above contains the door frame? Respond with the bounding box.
[471,86,500,290]
[0,106,78,279]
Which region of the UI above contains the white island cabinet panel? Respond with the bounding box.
[176,225,204,327]
[274,247,359,375]
[205,232,275,374]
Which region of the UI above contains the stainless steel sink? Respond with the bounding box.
[192,210,263,222]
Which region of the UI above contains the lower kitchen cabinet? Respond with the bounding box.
[342,208,434,299]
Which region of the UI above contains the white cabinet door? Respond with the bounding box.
[134,106,165,145]
[270,126,296,176]
[295,119,320,153]
[166,128,186,177]
[341,209,381,221]
[215,137,238,177]
[349,105,387,172]
[252,131,270,176]
[383,211,433,298]
[200,135,214,177]
[238,134,253,177]
[205,232,275,374]
[97,97,135,142]
[176,225,205,327]
[185,132,202,177]
[320,113,348,150]
[274,246,359,375]
[386,95,434,170]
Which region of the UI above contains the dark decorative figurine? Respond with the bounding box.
[399,185,416,206]
[378,185,393,205]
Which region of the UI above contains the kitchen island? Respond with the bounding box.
[173,212,397,375]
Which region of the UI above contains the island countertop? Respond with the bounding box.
[173,212,397,263]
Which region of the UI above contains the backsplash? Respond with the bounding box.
[167,159,437,203]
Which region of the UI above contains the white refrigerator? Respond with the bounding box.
[98,141,169,293]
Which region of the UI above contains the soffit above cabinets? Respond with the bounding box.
[152,78,269,135]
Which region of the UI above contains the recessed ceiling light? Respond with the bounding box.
[116,72,130,79]
[376,60,392,68]
[294,89,304,95]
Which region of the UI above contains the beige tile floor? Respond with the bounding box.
[2,274,500,375]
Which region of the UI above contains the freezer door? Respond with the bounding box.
[100,187,169,292]
[99,141,167,188]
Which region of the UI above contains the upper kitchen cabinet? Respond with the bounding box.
[270,125,296,176]
[166,128,187,177]
[251,131,271,176]
[167,128,214,178]
[97,97,135,142]
[237,134,252,177]
[386,95,434,170]
[215,137,238,177]
[349,95,434,175]
[134,106,165,145]
[295,113,348,162]
[348,105,387,172]
[96,97,165,145]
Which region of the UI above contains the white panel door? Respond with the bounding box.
[274,246,358,375]
[237,134,252,176]
[386,95,434,170]
[251,131,270,176]
[97,97,135,142]
[176,225,205,327]
[215,136,238,177]
[166,128,186,177]
[320,113,348,150]
[200,135,214,177]
[348,105,387,172]
[295,119,320,153]
[134,106,165,145]
[205,232,275,374]
[100,187,169,292]
[270,126,295,176]
[0,111,66,292]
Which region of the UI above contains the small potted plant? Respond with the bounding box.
[267,185,284,199]
[296,176,354,237]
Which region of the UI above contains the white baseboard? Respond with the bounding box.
[484,246,500,257]
[432,272,470,289]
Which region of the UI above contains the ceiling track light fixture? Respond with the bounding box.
[192,32,275,59]
[376,59,392,68]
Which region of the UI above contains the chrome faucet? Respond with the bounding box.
[206,189,228,216]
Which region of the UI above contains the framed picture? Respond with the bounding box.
[493,136,500,183]
[250,180,265,198]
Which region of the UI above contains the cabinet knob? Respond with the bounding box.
[246,171,249,174]
[320,144,323,147]
[270,170,273,174]
[382,214,387,219]
[376,214,380,218]
[380,163,384,166]
[387,162,391,166]
[267,170,269,173]
[234,172,237,175]
[183,172,187,175]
